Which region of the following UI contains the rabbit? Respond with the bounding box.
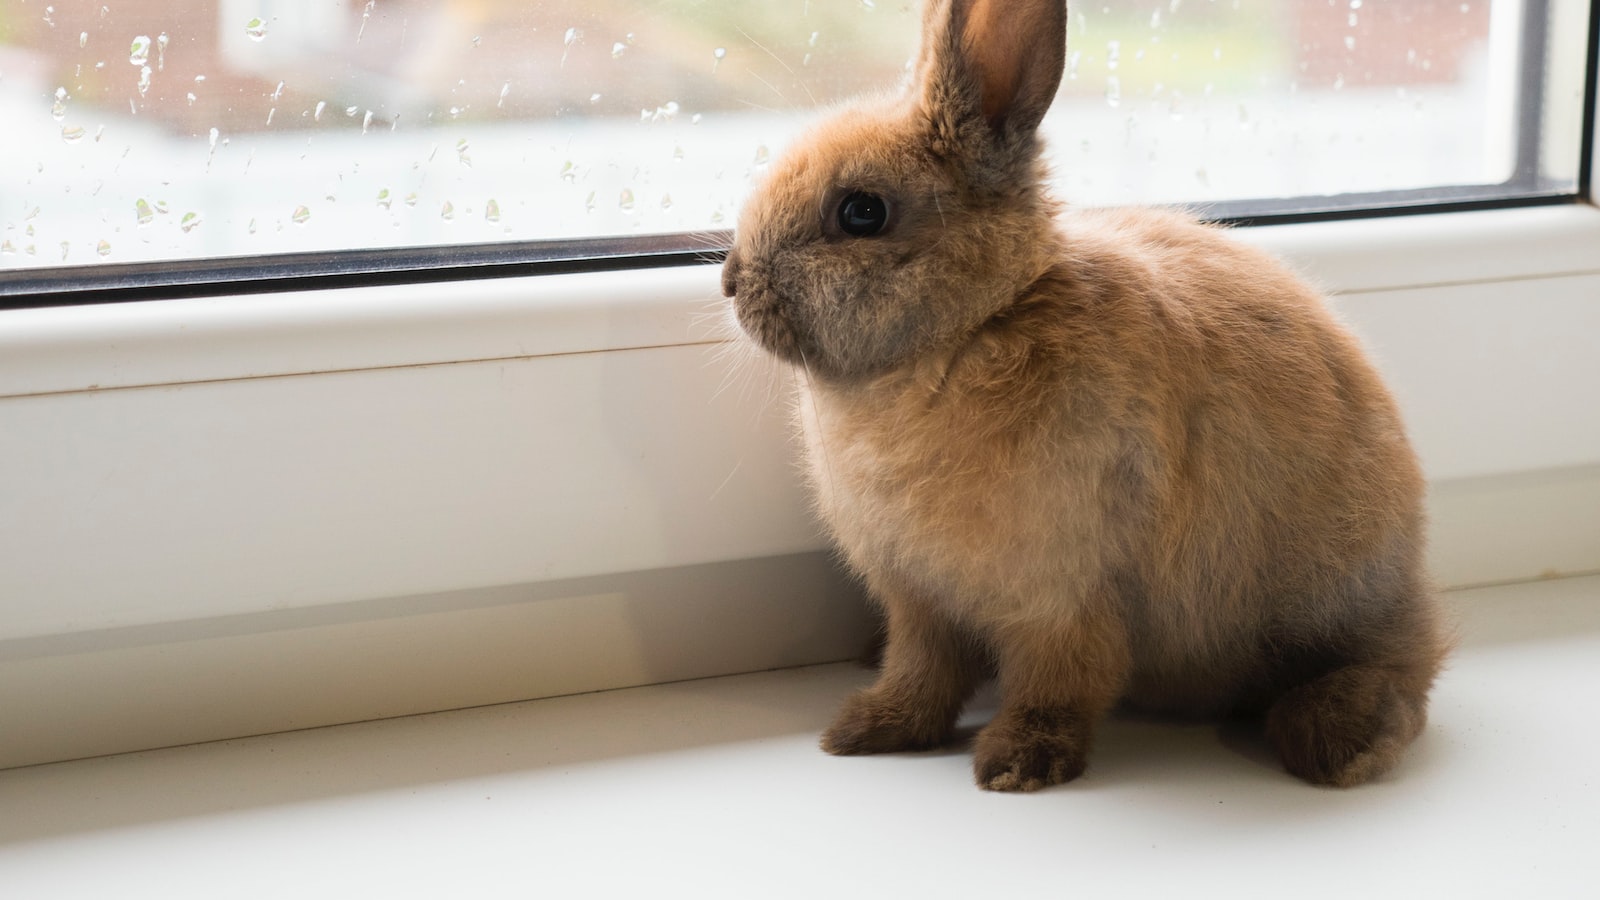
[720,0,1448,792]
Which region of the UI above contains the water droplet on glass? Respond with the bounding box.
[358,0,375,42]
[859,0,875,9]
[672,145,684,163]
[314,100,326,121]
[186,92,197,105]
[134,199,154,225]
[1344,35,1355,50]
[209,127,219,149]
[691,113,702,125]
[62,125,86,143]
[1151,9,1162,28]
[52,87,68,121]
[752,144,769,166]
[440,201,456,221]
[660,193,673,210]
[157,33,169,70]
[344,105,358,117]
[1107,40,1120,71]
[136,66,152,97]
[590,93,602,104]
[97,239,112,257]
[809,31,820,48]
[1105,75,1121,107]
[376,188,392,208]
[1348,12,1359,27]
[60,242,71,261]
[129,35,151,65]
[404,192,418,207]
[559,161,578,183]
[584,191,596,213]
[272,81,285,101]
[245,17,268,41]
[456,138,471,167]
[484,199,500,222]
[498,82,511,107]
[292,205,311,225]
[709,209,725,225]
[0,240,13,255]
[43,6,56,27]
[618,188,635,213]
[562,27,581,65]
[180,211,202,233]
[79,31,88,48]
[612,42,627,59]
[362,110,373,133]
[472,35,482,47]
[651,100,680,123]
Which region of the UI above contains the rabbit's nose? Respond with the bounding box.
[720,246,742,298]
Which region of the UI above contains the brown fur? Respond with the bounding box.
[722,0,1448,791]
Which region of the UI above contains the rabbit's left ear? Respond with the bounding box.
[918,0,1067,145]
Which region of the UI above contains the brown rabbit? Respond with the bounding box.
[721,0,1447,791]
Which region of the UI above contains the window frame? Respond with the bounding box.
[0,2,1597,770]
[1,0,1594,310]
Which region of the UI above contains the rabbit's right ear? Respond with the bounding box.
[916,0,1067,169]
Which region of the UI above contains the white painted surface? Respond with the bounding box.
[0,555,873,770]
[1331,275,1600,481]
[0,576,1595,899]
[0,343,812,640]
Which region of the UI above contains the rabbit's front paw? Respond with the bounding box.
[821,688,954,755]
[972,707,1091,792]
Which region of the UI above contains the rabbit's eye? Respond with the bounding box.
[837,191,889,237]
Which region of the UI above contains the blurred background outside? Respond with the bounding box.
[0,0,1589,270]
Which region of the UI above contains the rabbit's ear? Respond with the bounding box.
[918,0,1066,146]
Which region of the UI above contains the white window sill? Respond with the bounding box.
[1,574,1595,898]
[2,203,1597,768]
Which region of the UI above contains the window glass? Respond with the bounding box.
[0,0,1590,272]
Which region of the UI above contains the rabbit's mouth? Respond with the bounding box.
[724,246,825,372]
[731,282,815,370]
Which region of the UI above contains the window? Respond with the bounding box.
[1,0,1594,299]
